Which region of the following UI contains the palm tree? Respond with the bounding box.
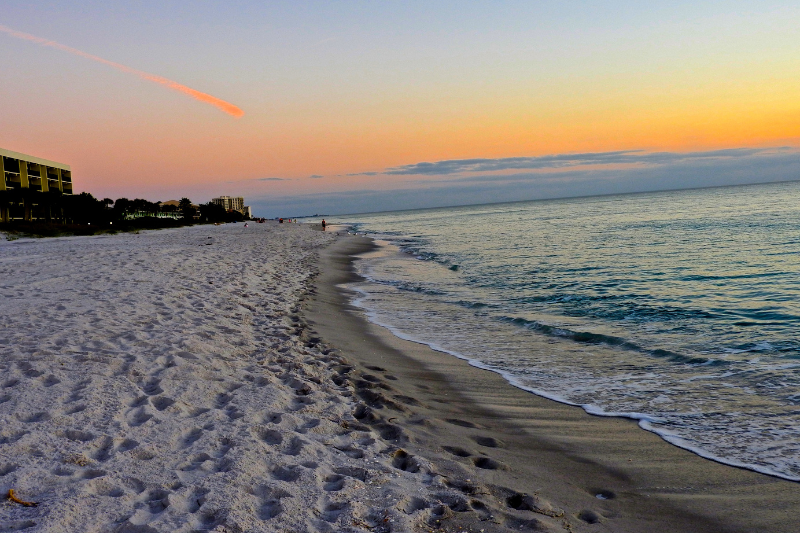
[178,198,195,221]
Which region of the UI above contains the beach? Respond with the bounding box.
[310,233,800,533]
[1,223,799,532]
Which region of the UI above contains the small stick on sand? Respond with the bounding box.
[7,489,38,507]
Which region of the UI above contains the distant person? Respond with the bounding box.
[321,219,326,230]
[279,218,283,223]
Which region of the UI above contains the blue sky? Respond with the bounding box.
[2,1,799,217]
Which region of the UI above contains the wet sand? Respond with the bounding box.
[303,233,800,533]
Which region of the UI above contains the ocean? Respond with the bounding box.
[325,181,800,481]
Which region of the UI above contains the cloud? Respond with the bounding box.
[351,147,781,176]
[257,177,287,181]
[309,175,324,179]
[0,24,244,118]
[247,147,800,218]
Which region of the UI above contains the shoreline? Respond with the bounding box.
[304,233,800,533]
[346,263,800,484]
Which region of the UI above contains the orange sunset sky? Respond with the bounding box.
[2,2,799,216]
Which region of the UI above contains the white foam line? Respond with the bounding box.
[344,280,800,483]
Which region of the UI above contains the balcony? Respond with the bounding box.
[4,171,20,189]
[26,165,41,179]
[2,157,20,174]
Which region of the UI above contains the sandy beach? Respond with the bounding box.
[1,223,799,532]
[307,234,800,533]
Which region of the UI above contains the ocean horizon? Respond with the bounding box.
[323,180,800,481]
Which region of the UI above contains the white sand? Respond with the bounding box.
[0,224,478,533]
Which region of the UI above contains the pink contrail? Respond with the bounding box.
[0,24,244,118]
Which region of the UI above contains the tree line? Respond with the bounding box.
[71,193,247,224]
[0,189,246,230]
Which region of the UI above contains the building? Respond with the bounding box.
[212,196,251,218]
[159,199,200,220]
[1,148,73,222]
[212,196,244,212]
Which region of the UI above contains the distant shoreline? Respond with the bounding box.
[300,178,800,219]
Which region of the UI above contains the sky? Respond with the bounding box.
[1,1,799,217]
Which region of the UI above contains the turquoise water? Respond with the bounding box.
[328,181,800,480]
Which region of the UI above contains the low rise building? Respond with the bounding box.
[1,148,73,222]
[159,199,200,220]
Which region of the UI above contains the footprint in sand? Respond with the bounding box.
[472,456,503,470]
[143,489,171,514]
[92,436,139,461]
[297,418,320,433]
[253,486,291,521]
[291,394,315,410]
[83,469,107,480]
[19,411,51,423]
[272,465,302,482]
[398,496,429,514]
[87,479,124,498]
[578,509,602,524]
[392,449,421,473]
[442,446,472,458]
[445,418,479,428]
[393,394,420,406]
[333,466,368,482]
[128,396,149,408]
[258,499,283,520]
[18,362,43,378]
[472,435,502,448]
[374,423,405,442]
[182,428,205,447]
[65,403,86,414]
[254,427,283,445]
[468,499,493,520]
[437,493,470,513]
[185,406,210,418]
[332,443,362,459]
[60,429,95,442]
[323,474,345,492]
[592,488,616,500]
[4,521,35,530]
[40,375,61,387]
[52,466,74,477]
[139,378,163,396]
[186,487,209,513]
[283,436,306,456]
[504,490,564,518]
[179,453,213,472]
[128,408,152,426]
[150,396,175,411]
[225,406,244,420]
[214,392,233,408]
[320,501,348,522]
